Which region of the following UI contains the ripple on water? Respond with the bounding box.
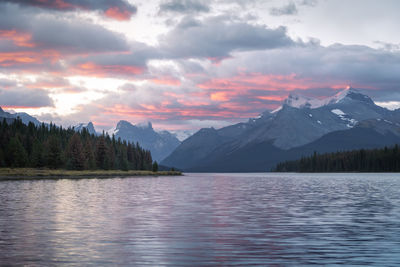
[1,173,400,265]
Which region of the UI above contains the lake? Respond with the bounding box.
[1,173,400,265]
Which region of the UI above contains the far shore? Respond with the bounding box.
[0,168,182,181]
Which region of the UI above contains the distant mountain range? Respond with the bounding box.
[162,87,400,172]
[74,120,181,162]
[0,106,41,125]
[108,120,181,162]
[74,122,97,135]
[4,87,400,170]
[0,107,180,162]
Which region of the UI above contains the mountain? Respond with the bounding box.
[170,130,195,141]
[75,122,97,135]
[110,120,180,162]
[162,87,399,171]
[0,106,41,125]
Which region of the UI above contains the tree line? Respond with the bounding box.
[274,145,400,172]
[0,118,154,171]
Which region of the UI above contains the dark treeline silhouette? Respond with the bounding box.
[274,145,400,172]
[0,118,153,170]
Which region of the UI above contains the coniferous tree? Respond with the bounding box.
[31,140,45,167]
[66,133,85,170]
[0,118,154,171]
[127,142,135,169]
[95,135,107,169]
[46,136,62,169]
[152,161,158,172]
[274,145,400,172]
[83,139,95,169]
[0,148,4,167]
[6,136,28,167]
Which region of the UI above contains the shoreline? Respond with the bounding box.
[0,168,182,181]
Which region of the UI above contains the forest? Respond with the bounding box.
[0,118,154,171]
[274,145,400,172]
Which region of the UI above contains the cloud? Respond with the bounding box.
[297,0,318,7]
[160,16,294,59]
[71,62,144,77]
[159,0,210,14]
[0,78,18,89]
[62,38,400,127]
[29,17,129,53]
[0,2,129,72]
[5,0,137,20]
[270,2,298,16]
[25,76,70,89]
[0,4,128,54]
[0,87,54,108]
[68,42,159,78]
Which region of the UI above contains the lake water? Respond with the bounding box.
[1,173,400,266]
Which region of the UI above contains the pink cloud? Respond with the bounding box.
[151,76,181,86]
[104,6,133,21]
[0,30,36,48]
[72,62,144,77]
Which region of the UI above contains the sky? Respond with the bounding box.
[1,0,400,133]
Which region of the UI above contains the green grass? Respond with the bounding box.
[0,168,182,180]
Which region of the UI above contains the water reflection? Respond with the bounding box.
[1,173,400,265]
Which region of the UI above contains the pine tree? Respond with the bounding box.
[0,119,154,171]
[83,139,95,169]
[152,161,158,172]
[0,146,5,167]
[6,137,28,167]
[46,136,62,169]
[95,135,107,169]
[31,140,45,168]
[67,133,85,170]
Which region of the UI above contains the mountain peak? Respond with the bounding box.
[75,121,97,135]
[283,93,319,109]
[327,86,373,105]
[281,87,372,110]
[137,121,153,129]
[116,120,133,128]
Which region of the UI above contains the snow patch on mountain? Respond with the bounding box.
[75,122,97,135]
[271,106,282,113]
[331,109,346,116]
[331,109,357,128]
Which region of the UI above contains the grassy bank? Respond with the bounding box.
[0,168,182,181]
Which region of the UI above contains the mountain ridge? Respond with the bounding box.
[110,120,181,162]
[162,87,400,171]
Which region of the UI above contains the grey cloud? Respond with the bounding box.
[214,42,400,100]
[297,0,318,7]
[160,16,294,59]
[0,88,54,107]
[4,0,137,15]
[0,79,18,88]
[374,41,400,52]
[0,3,129,54]
[71,41,160,76]
[270,2,298,16]
[30,17,128,53]
[160,0,210,13]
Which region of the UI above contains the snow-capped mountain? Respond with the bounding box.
[282,86,373,109]
[110,120,181,162]
[170,130,195,141]
[74,122,97,135]
[162,87,399,171]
